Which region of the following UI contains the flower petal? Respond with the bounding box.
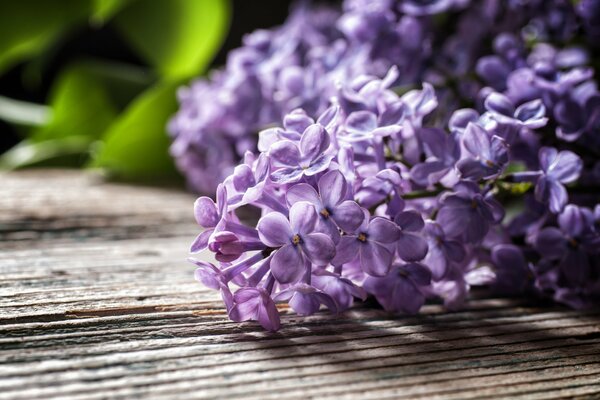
[547,150,582,183]
[271,244,306,284]
[535,227,566,259]
[367,217,401,243]
[194,197,218,227]
[257,294,281,331]
[463,122,491,158]
[397,233,429,262]
[403,262,432,286]
[300,124,330,161]
[257,212,292,247]
[333,201,365,233]
[286,183,322,208]
[515,99,547,128]
[394,210,425,232]
[318,170,347,208]
[190,229,212,253]
[270,166,304,184]
[360,241,393,276]
[269,140,301,166]
[301,233,336,265]
[289,201,318,235]
[346,110,378,135]
[331,235,359,266]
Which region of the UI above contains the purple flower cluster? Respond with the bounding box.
[188,63,599,330]
[182,1,600,330]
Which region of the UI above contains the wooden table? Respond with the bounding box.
[1,169,599,400]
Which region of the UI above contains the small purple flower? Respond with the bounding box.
[226,152,270,205]
[423,221,466,280]
[554,94,600,142]
[286,170,365,241]
[257,202,336,284]
[491,244,533,294]
[341,108,404,143]
[410,127,460,186]
[483,92,548,130]
[457,122,509,180]
[535,147,582,214]
[269,124,334,184]
[191,259,234,311]
[535,205,599,287]
[437,182,504,243]
[363,263,432,314]
[332,214,401,276]
[229,287,280,332]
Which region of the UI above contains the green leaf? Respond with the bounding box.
[0,136,94,170]
[90,81,180,180]
[66,59,155,109]
[91,0,135,25]
[0,0,91,74]
[114,0,231,79]
[32,63,119,143]
[0,95,50,126]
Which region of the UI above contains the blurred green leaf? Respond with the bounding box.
[91,0,135,25]
[90,81,180,180]
[114,0,231,79]
[0,95,50,126]
[0,136,94,170]
[32,63,118,143]
[0,0,91,74]
[66,59,155,109]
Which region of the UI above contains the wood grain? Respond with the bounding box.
[1,169,599,400]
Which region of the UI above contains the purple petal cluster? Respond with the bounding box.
[182,1,600,330]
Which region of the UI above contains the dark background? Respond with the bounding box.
[0,0,321,153]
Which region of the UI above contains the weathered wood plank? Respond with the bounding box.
[1,170,599,400]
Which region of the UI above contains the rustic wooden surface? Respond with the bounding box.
[1,169,599,400]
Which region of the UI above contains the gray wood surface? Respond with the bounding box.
[1,169,599,400]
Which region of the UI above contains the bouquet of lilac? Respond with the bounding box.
[182,0,600,330]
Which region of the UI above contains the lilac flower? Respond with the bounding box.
[554,94,600,142]
[534,147,582,214]
[191,259,234,311]
[423,221,466,280]
[230,287,280,331]
[437,182,504,243]
[457,122,509,180]
[535,205,600,287]
[257,202,336,283]
[410,128,460,186]
[341,109,403,143]
[363,263,432,314]
[286,170,365,241]
[483,92,548,131]
[182,2,600,330]
[268,124,334,184]
[491,244,533,295]
[226,152,270,205]
[332,215,400,277]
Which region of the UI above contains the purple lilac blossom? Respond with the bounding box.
[183,1,600,330]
